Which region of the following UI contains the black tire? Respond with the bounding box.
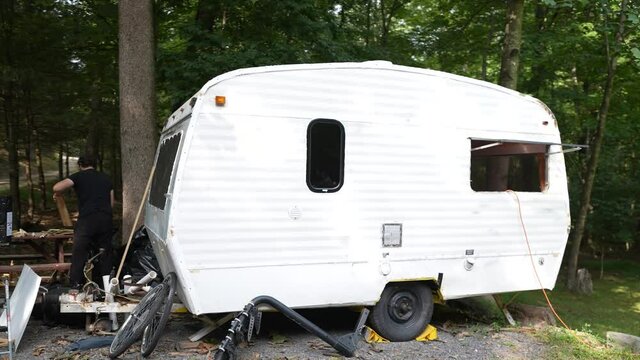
[109,283,167,358]
[141,272,177,357]
[369,282,434,342]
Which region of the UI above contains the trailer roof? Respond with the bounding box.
[201,61,528,99]
[164,61,548,131]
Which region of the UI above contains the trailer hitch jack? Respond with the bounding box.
[214,295,369,359]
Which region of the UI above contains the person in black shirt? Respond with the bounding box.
[53,154,114,289]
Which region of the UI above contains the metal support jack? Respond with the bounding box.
[189,313,236,342]
[0,275,13,360]
[214,295,369,359]
[493,294,516,326]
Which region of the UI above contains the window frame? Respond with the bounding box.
[149,131,183,210]
[469,138,550,193]
[306,119,346,193]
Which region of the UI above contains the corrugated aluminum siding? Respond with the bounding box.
[152,64,569,314]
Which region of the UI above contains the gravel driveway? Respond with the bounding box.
[13,306,547,359]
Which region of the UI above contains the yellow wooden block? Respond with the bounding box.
[364,325,438,343]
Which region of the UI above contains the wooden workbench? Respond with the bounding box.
[0,231,73,273]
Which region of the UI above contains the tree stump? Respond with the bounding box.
[576,268,593,295]
[507,303,556,327]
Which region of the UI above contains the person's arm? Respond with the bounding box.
[52,178,74,199]
[110,190,115,208]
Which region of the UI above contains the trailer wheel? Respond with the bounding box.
[141,272,177,357]
[369,282,433,342]
[109,282,167,358]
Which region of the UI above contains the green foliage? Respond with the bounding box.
[1,0,639,255]
[156,0,419,119]
[0,0,119,173]
[512,259,640,337]
[539,326,637,360]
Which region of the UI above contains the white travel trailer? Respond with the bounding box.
[144,61,573,341]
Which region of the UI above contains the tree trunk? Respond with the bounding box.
[195,0,217,31]
[5,109,20,229]
[99,137,104,172]
[1,0,21,230]
[486,0,524,190]
[498,0,524,90]
[25,86,47,211]
[85,89,101,158]
[34,128,47,210]
[65,142,70,177]
[119,0,157,243]
[58,144,64,181]
[23,133,35,221]
[111,124,121,199]
[567,0,627,291]
[365,0,372,47]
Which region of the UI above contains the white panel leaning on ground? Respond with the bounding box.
[143,61,573,341]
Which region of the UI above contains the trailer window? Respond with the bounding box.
[470,140,547,192]
[150,133,182,209]
[307,119,345,192]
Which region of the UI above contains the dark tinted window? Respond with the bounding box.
[150,133,182,209]
[307,119,345,192]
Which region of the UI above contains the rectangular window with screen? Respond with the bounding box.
[149,133,182,209]
[470,140,548,192]
[307,119,345,193]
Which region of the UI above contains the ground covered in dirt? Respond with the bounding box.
[12,304,548,360]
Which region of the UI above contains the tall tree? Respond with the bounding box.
[119,0,157,242]
[486,0,525,190]
[567,0,628,291]
[1,0,21,229]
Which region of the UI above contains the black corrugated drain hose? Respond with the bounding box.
[214,295,369,359]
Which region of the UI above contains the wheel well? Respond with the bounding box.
[384,279,444,304]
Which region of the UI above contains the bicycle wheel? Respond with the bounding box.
[141,272,177,357]
[109,282,167,358]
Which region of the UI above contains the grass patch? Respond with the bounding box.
[506,259,640,337]
[538,326,637,360]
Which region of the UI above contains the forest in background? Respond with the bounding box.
[1,0,639,271]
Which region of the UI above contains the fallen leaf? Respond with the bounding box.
[176,340,202,351]
[369,343,383,353]
[321,352,341,358]
[270,333,288,345]
[52,337,71,346]
[308,340,332,351]
[32,346,46,356]
[442,320,454,332]
[198,341,216,354]
[169,352,194,356]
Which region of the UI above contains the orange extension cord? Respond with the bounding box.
[507,190,594,347]
[506,190,571,330]
[507,190,608,348]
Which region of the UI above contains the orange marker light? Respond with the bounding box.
[215,96,226,106]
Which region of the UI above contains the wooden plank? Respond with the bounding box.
[24,240,57,263]
[57,240,65,263]
[0,263,71,273]
[12,233,73,241]
[0,253,72,260]
[55,196,73,227]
